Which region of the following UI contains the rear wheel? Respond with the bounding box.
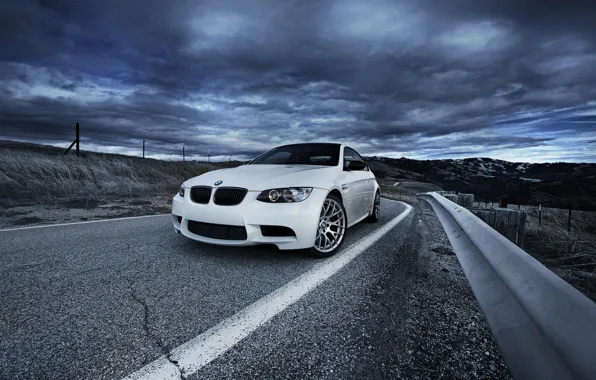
[309,193,347,258]
[366,191,380,222]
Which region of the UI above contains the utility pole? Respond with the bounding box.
[183,146,185,162]
[208,152,210,164]
[142,140,145,159]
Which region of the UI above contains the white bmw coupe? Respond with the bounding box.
[171,143,380,257]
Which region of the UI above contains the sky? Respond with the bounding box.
[1,0,595,163]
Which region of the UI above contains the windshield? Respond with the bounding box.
[249,143,340,166]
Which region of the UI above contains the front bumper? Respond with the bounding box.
[171,188,327,250]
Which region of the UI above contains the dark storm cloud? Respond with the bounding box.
[1,0,595,162]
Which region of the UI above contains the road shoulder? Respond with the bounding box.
[399,207,512,379]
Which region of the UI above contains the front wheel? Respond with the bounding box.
[366,191,380,223]
[308,193,347,258]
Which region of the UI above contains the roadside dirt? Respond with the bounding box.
[0,195,172,229]
[396,205,512,380]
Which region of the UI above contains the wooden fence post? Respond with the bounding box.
[75,123,79,156]
[64,123,80,155]
[518,210,527,248]
[567,206,572,254]
[538,204,542,227]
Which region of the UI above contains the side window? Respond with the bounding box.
[343,147,368,170]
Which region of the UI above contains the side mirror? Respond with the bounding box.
[345,160,366,171]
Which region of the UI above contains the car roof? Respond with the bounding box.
[276,142,342,146]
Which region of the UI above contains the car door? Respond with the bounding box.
[350,147,376,214]
[341,147,370,223]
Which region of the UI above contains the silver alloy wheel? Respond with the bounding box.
[374,192,380,218]
[313,198,346,253]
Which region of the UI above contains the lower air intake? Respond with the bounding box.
[260,225,296,237]
[187,221,247,240]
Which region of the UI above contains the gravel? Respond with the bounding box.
[0,195,173,229]
[398,207,512,380]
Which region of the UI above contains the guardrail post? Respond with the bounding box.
[472,207,527,247]
[444,194,458,203]
[457,193,474,207]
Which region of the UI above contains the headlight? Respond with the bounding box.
[179,185,185,197]
[257,187,313,203]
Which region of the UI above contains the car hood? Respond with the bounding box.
[184,164,337,191]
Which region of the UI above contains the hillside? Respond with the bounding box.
[366,156,596,211]
[1,140,594,211]
[0,140,239,207]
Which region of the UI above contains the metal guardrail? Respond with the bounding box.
[417,192,596,380]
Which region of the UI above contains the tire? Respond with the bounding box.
[308,193,347,258]
[366,190,380,223]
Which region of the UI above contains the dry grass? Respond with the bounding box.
[505,204,596,300]
[517,204,596,264]
[445,198,596,301]
[0,150,218,206]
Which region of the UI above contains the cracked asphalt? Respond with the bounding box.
[0,199,510,379]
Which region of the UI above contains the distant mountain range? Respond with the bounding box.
[366,156,596,210]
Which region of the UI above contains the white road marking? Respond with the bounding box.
[122,201,412,380]
[0,214,170,232]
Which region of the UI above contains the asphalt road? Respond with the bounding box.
[1,199,416,379]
